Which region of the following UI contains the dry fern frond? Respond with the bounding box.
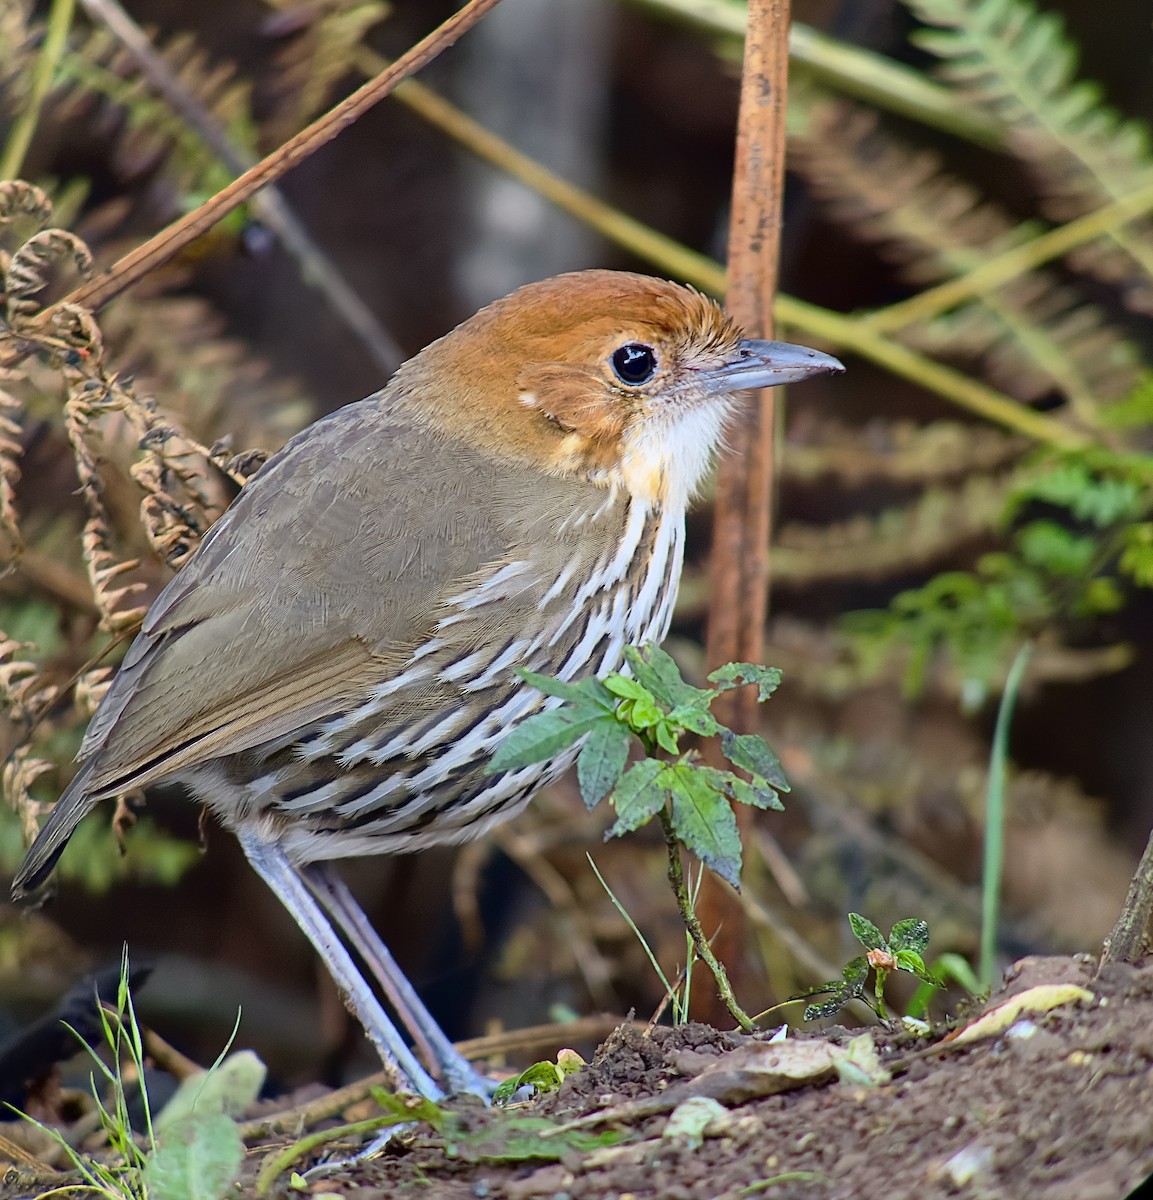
[0,634,58,727]
[3,745,55,846]
[910,0,1153,313]
[4,229,94,328]
[261,0,390,143]
[74,665,114,718]
[789,96,1146,418]
[64,378,151,632]
[783,419,1025,485]
[98,291,309,451]
[53,24,254,195]
[772,472,1014,584]
[763,615,1133,703]
[0,0,37,120]
[132,424,238,569]
[0,368,26,561]
[0,179,55,237]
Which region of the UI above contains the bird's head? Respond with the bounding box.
[394,270,844,509]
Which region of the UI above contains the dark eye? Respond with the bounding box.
[610,343,658,385]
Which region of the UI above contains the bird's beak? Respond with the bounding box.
[701,339,845,395]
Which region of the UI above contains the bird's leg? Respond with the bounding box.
[302,863,493,1098]
[237,831,443,1101]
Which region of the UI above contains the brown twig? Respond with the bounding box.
[0,0,503,370]
[696,0,792,1024]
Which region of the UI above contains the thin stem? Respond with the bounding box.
[0,0,76,180]
[659,808,755,1033]
[980,640,1033,989]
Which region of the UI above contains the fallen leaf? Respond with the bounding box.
[945,984,1094,1046]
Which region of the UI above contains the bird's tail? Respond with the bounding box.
[11,762,100,900]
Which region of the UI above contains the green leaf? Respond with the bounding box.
[143,1112,243,1200]
[156,1051,266,1131]
[577,720,632,811]
[1016,521,1096,576]
[1121,524,1153,587]
[794,954,870,1021]
[517,670,614,709]
[447,1114,620,1162]
[623,643,713,709]
[848,913,885,951]
[894,949,938,986]
[707,662,782,700]
[728,775,785,812]
[652,719,681,755]
[842,955,869,987]
[932,951,983,996]
[663,1096,728,1149]
[720,731,790,791]
[666,765,743,889]
[495,1046,585,1100]
[888,918,929,955]
[603,674,653,702]
[488,711,607,773]
[803,993,850,1022]
[665,704,721,737]
[627,695,665,730]
[607,759,668,835]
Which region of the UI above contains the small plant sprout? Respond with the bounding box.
[492,1048,586,1104]
[795,914,942,1025]
[488,643,789,1031]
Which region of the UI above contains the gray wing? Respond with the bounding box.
[13,395,581,896]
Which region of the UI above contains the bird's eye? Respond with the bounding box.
[610,343,658,385]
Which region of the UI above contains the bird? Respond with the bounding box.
[12,270,843,1099]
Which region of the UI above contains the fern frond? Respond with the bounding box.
[789,95,1146,417]
[0,634,58,726]
[0,179,54,234]
[763,615,1132,701]
[772,473,1014,584]
[4,228,93,327]
[53,25,255,196]
[783,419,1025,485]
[3,744,55,847]
[98,291,309,451]
[0,0,37,121]
[902,282,1143,410]
[262,0,390,142]
[0,368,25,561]
[908,0,1153,311]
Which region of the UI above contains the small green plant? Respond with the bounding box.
[794,914,941,1024]
[488,643,789,1031]
[12,949,156,1200]
[491,1048,586,1104]
[846,450,1153,708]
[9,950,254,1200]
[587,851,704,1025]
[256,1088,621,1192]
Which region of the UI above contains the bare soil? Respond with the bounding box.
[239,953,1153,1200]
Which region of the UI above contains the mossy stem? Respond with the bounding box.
[659,807,756,1033]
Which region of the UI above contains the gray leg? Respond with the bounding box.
[303,863,492,1098]
[237,831,442,1101]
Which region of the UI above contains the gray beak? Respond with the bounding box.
[702,339,845,394]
